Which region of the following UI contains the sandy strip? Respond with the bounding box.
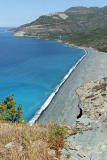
[37,48,107,126]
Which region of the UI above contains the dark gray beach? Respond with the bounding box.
[38,48,107,125]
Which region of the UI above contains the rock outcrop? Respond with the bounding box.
[61,77,107,160]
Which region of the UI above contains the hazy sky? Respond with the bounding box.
[0,0,107,27]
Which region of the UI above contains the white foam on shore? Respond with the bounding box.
[29,48,88,126]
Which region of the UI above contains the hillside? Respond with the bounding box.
[0,78,107,160]
[14,6,107,52]
[47,27,107,52]
[0,122,68,160]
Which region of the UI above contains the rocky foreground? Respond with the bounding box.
[61,77,107,160]
[0,78,107,160]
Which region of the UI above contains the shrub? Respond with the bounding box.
[47,124,67,157]
[48,124,67,140]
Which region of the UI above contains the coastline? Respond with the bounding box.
[4,30,89,125]
[10,32,107,126]
[38,47,107,125]
[29,46,87,126]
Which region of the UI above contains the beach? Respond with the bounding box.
[29,48,87,126]
[1,29,87,122]
[37,48,107,126]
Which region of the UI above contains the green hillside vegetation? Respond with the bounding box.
[14,6,107,52]
[46,27,107,52]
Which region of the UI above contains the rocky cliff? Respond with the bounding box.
[62,77,107,160]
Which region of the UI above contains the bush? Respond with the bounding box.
[47,124,67,157]
[48,124,67,140]
[0,94,23,123]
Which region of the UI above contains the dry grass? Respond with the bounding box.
[0,121,67,160]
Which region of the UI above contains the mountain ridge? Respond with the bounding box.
[14,6,107,52]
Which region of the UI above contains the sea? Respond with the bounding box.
[0,28,85,122]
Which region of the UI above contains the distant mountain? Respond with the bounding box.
[14,6,107,52]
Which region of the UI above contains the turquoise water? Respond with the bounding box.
[0,28,85,121]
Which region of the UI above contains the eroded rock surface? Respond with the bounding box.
[61,78,107,160]
[76,77,107,120]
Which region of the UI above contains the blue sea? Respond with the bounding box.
[0,28,85,121]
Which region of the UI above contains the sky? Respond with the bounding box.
[0,0,107,27]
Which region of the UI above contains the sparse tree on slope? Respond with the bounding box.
[0,94,23,123]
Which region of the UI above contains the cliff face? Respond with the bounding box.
[76,77,107,120]
[62,77,107,160]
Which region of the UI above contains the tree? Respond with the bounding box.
[0,94,23,123]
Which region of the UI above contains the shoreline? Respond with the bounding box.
[9,32,107,126]
[4,30,88,126]
[38,48,107,125]
[29,47,87,126]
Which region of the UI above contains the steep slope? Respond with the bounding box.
[14,6,107,52]
[15,6,107,35]
[0,78,107,160]
[61,77,107,160]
